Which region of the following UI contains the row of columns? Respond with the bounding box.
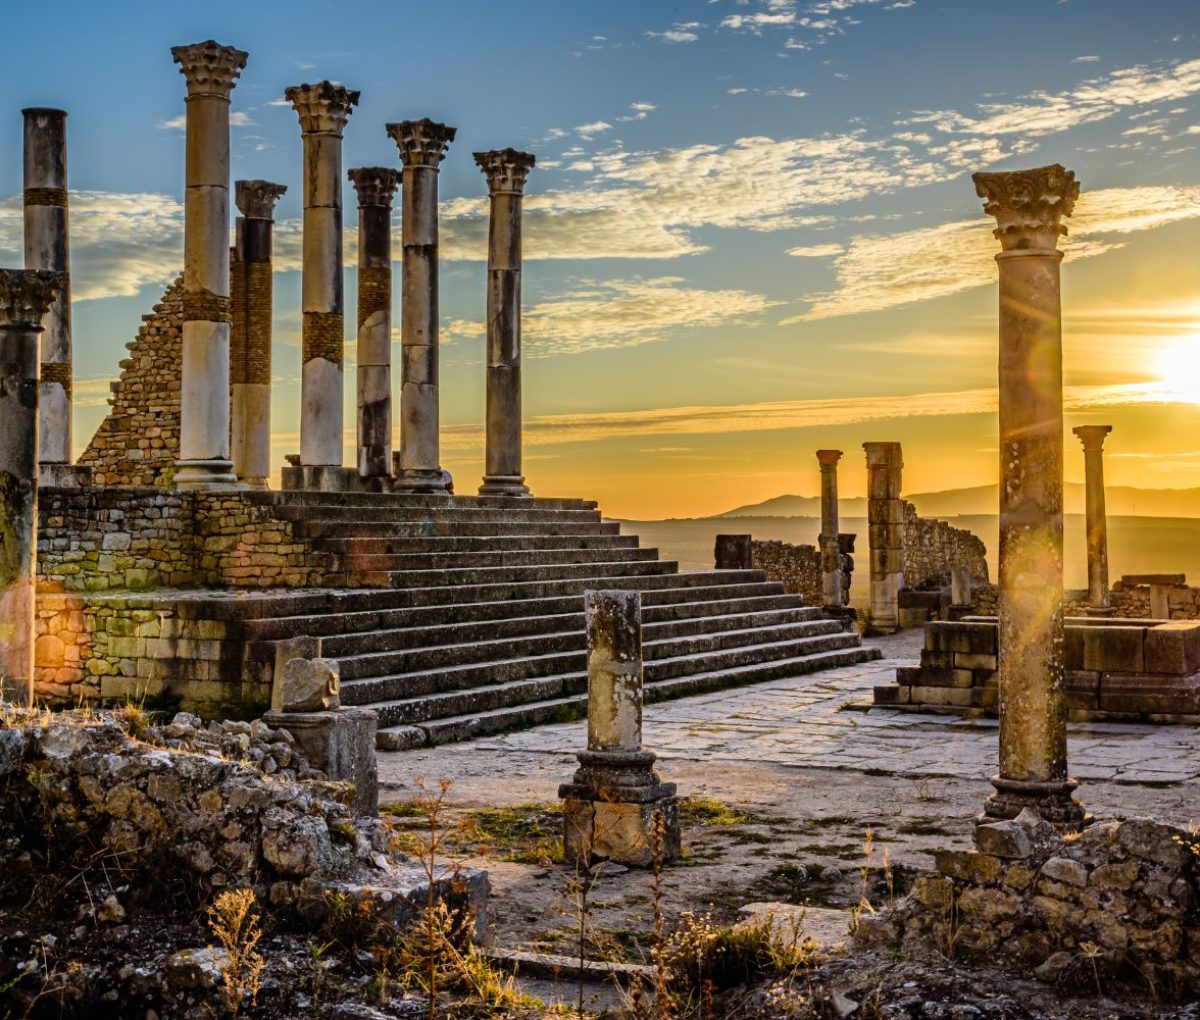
[171,44,536,496]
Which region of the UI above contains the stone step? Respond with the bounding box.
[342,631,860,710]
[297,520,623,540]
[377,645,884,745]
[332,546,661,573]
[344,558,681,590]
[244,589,807,643]
[276,505,604,525]
[272,492,598,511]
[319,604,824,657]
[313,533,641,555]
[335,617,844,680]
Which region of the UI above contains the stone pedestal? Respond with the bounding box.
[475,149,535,497]
[231,180,285,490]
[348,168,399,482]
[817,449,843,607]
[560,590,680,867]
[714,534,752,570]
[387,119,455,494]
[1073,425,1112,615]
[287,82,359,490]
[863,442,904,632]
[264,708,378,817]
[171,40,247,490]
[23,108,73,481]
[0,270,62,704]
[975,164,1087,831]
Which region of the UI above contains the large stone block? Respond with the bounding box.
[714,534,752,570]
[264,707,378,817]
[1099,673,1200,717]
[1143,622,1200,676]
[926,621,997,655]
[1082,626,1145,673]
[562,795,680,868]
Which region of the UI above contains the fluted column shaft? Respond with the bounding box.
[863,441,903,632]
[388,119,456,494]
[348,168,399,480]
[476,149,535,497]
[172,40,247,490]
[0,270,61,704]
[231,180,285,489]
[23,109,72,475]
[287,82,359,490]
[1073,426,1112,613]
[817,449,843,607]
[976,164,1086,829]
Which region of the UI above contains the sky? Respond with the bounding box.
[1,0,1199,519]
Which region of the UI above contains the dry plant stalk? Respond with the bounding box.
[206,887,266,1017]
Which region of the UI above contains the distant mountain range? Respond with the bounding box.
[716,484,1200,519]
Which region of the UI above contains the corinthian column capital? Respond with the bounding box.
[972,163,1079,252]
[235,180,287,220]
[285,81,360,136]
[348,167,400,208]
[816,449,843,467]
[0,269,63,328]
[386,119,456,168]
[1072,424,1112,452]
[171,40,248,99]
[474,149,536,195]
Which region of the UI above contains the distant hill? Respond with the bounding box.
[716,484,1200,519]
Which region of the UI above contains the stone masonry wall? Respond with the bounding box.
[900,500,990,589]
[78,277,183,487]
[37,488,335,593]
[971,582,1200,620]
[751,540,822,605]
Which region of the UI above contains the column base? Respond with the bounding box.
[1083,604,1115,617]
[174,460,240,490]
[394,468,451,494]
[980,774,1091,832]
[479,474,531,498]
[240,477,270,491]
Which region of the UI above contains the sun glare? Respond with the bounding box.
[1155,334,1200,403]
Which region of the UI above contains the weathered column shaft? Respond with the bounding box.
[817,449,843,607]
[388,119,456,494]
[585,589,644,752]
[23,109,72,472]
[975,163,1086,828]
[287,82,359,487]
[231,180,285,489]
[1073,425,1112,611]
[348,168,400,480]
[476,149,535,497]
[863,442,904,631]
[172,40,247,490]
[0,270,62,704]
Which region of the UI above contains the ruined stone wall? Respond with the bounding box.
[751,540,822,604]
[970,582,1200,620]
[900,500,990,589]
[78,278,183,487]
[37,488,335,593]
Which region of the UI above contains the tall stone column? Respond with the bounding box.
[475,149,535,498]
[975,163,1086,829]
[172,40,247,490]
[347,167,399,481]
[0,269,62,705]
[23,109,74,483]
[231,180,286,489]
[1073,425,1112,614]
[286,82,360,491]
[816,449,843,607]
[387,119,456,494]
[863,442,904,632]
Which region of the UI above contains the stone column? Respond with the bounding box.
[863,442,904,632]
[475,149,535,498]
[817,449,843,607]
[23,109,74,483]
[0,269,62,704]
[171,40,247,490]
[286,82,360,491]
[387,119,456,494]
[560,590,681,867]
[1073,425,1113,614]
[347,168,399,481]
[975,164,1087,829]
[231,180,286,489]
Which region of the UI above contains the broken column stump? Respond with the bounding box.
[560,589,680,867]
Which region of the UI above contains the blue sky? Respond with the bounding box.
[2,0,1199,516]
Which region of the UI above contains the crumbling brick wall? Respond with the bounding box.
[751,540,823,604]
[78,277,184,487]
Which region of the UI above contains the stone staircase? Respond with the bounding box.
[245,493,881,747]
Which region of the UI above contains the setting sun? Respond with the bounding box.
[1154,332,1200,404]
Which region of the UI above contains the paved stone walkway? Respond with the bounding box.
[382,631,1200,790]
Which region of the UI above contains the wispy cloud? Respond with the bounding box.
[646,22,704,43]
[574,120,613,139]
[157,110,255,131]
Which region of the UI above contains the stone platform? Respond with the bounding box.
[34,488,880,743]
